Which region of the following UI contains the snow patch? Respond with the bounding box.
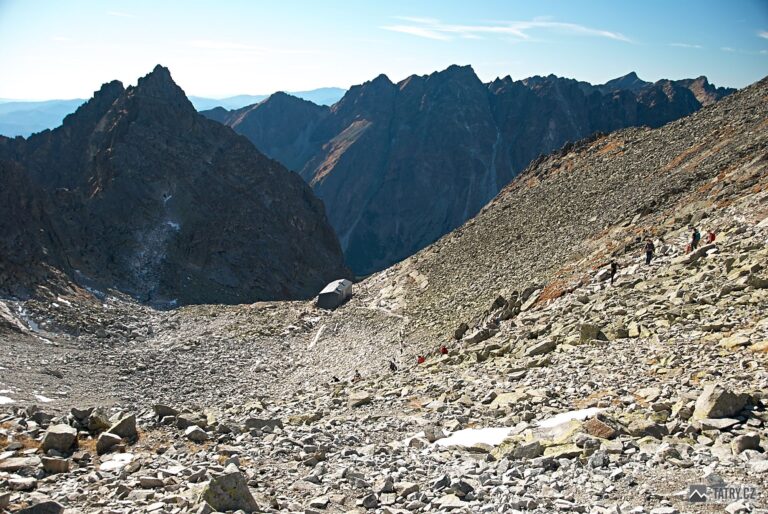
[537,407,603,428]
[165,220,181,231]
[34,394,54,403]
[0,396,15,405]
[100,453,134,472]
[433,427,513,448]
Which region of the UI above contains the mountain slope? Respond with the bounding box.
[202,92,330,172]
[209,67,736,274]
[0,65,349,305]
[356,75,766,339]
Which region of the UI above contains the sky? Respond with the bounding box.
[0,0,766,100]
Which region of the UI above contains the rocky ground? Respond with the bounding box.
[1,81,766,513]
[1,192,766,514]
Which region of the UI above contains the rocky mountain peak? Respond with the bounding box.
[60,79,124,130]
[0,65,350,305]
[437,64,477,79]
[130,64,192,109]
[599,71,650,92]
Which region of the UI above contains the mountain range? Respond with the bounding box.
[0,66,349,305]
[203,67,735,274]
[0,87,346,138]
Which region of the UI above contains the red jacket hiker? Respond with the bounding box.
[417,355,426,364]
[440,345,448,355]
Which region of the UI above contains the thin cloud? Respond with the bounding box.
[107,11,135,18]
[382,25,451,41]
[188,40,261,51]
[720,47,736,52]
[381,18,632,43]
[669,42,703,49]
[759,31,768,39]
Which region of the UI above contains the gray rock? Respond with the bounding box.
[108,414,138,441]
[185,425,209,442]
[360,493,379,509]
[139,476,165,488]
[580,323,607,343]
[9,476,37,491]
[16,501,65,514]
[523,338,556,357]
[199,465,259,512]
[693,384,749,420]
[40,424,77,454]
[70,406,93,420]
[348,391,372,408]
[423,426,446,443]
[177,412,208,430]
[308,496,330,509]
[87,407,111,432]
[434,494,465,508]
[731,433,761,454]
[627,419,669,439]
[96,431,123,455]
[41,456,69,474]
[512,440,544,460]
[698,418,740,431]
[243,417,283,431]
[153,404,179,419]
[0,456,42,472]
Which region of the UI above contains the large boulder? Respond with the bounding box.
[108,414,138,441]
[693,384,749,420]
[199,464,259,512]
[40,424,77,454]
[96,432,122,455]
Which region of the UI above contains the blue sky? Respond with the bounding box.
[0,0,766,99]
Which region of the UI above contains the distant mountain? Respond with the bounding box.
[0,88,346,137]
[0,65,349,305]
[205,68,736,275]
[189,87,346,110]
[0,99,85,137]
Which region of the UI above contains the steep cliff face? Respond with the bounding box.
[202,92,330,172]
[0,65,349,305]
[207,67,735,274]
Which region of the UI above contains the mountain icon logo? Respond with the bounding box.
[688,484,708,503]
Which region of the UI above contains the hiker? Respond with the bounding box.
[707,230,716,244]
[440,345,448,355]
[690,227,701,251]
[331,375,340,383]
[351,370,362,383]
[417,355,426,364]
[389,360,398,372]
[609,260,618,284]
[645,239,655,265]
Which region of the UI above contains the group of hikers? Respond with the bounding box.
[609,225,717,285]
